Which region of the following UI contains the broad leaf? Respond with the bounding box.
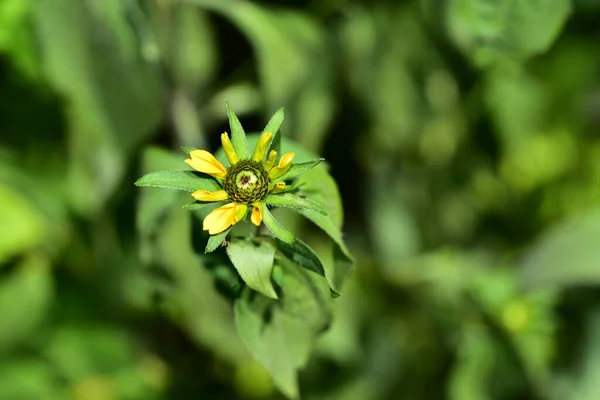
[520,208,600,290]
[446,0,571,66]
[227,238,278,299]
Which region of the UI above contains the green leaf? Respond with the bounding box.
[266,193,327,216]
[446,0,572,66]
[135,170,221,192]
[205,227,232,253]
[226,101,249,159]
[273,159,325,183]
[520,208,600,290]
[34,0,162,215]
[234,260,331,399]
[0,183,46,265]
[264,107,284,155]
[0,256,53,351]
[261,204,295,244]
[234,293,299,399]
[227,238,278,299]
[276,238,325,280]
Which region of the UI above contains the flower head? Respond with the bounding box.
[186,130,296,235]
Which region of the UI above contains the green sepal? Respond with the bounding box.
[260,204,294,243]
[183,200,227,210]
[181,146,197,154]
[266,193,327,216]
[273,159,324,183]
[205,227,232,253]
[225,101,249,159]
[227,238,278,299]
[135,170,222,192]
[264,107,284,156]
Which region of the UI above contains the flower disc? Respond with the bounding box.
[224,160,271,205]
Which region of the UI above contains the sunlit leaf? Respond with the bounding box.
[228,238,278,299]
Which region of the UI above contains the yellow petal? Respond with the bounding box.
[191,189,228,202]
[252,131,272,161]
[251,204,263,226]
[185,150,227,179]
[268,152,295,180]
[269,181,286,193]
[263,150,277,171]
[235,204,248,222]
[221,132,239,165]
[203,202,238,234]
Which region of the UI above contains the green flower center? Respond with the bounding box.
[224,160,271,205]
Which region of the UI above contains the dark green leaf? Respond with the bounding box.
[226,101,249,159]
[276,238,325,279]
[135,171,221,192]
[227,238,278,299]
[266,193,327,216]
[273,159,325,183]
[205,227,232,253]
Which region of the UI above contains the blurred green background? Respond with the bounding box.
[2,0,600,399]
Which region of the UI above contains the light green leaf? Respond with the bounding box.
[520,208,600,290]
[0,256,53,351]
[0,183,46,265]
[235,293,299,399]
[205,227,232,253]
[273,159,325,183]
[446,0,572,66]
[266,193,327,216]
[261,204,295,244]
[226,101,249,159]
[227,238,278,299]
[234,260,331,399]
[135,170,221,192]
[34,0,162,214]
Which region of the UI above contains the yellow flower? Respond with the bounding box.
[186,130,294,235]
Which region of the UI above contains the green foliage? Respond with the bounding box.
[2,0,600,398]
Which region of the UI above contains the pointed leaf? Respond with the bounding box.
[181,146,198,154]
[266,193,327,215]
[205,227,232,253]
[226,101,249,159]
[227,239,278,299]
[265,107,284,155]
[135,170,221,192]
[276,238,324,279]
[261,204,294,243]
[273,159,324,183]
